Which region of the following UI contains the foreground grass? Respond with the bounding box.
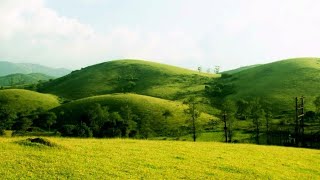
[0,137,319,179]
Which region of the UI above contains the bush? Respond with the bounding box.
[221,73,233,79]
[76,123,93,138]
[25,138,56,147]
[0,128,4,136]
[60,125,77,136]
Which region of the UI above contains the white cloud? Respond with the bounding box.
[0,0,213,70]
[0,0,98,68]
[2,0,320,71]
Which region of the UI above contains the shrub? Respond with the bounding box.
[76,123,93,138]
[60,125,77,136]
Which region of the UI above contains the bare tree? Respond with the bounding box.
[184,99,201,142]
[214,66,220,74]
[197,67,202,73]
[221,99,236,142]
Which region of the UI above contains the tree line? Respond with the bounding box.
[204,76,320,147]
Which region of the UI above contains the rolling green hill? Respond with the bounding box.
[0,89,60,114]
[53,93,216,136]
[0,61,71,77]
[0,137,319,179]
[40,59,218,100]
[223,64,262,74]
[223,58,320,112]
[0,73,54,87]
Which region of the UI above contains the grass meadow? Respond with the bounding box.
[0,89,60,112]
[0,137,319,179]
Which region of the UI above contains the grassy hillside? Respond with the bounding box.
[0,73,53,87]
[53,93,216,136]
[0,137,319,179]
[40,59,218,100]
[222,58,320,112]
[0,61,70,77]
[0,89,60,114]
[223,64,262,74]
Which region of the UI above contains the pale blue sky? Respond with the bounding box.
[1,0,320,71]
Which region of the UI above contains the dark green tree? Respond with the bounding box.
[44,112,57,132]
[32,111,57,132]
[314,96,320,113]
[162,109,172,136]
[120,104,134,137]
[261,101,273,145]
[76,122,93,137]
[184,98,201,142]
[250,98,265,144]
[13,117,32,132]
[139,115,153,139]
[313,96,320,123]
[60,124,77,136]
[236,99,250,120]
[0,107,17,135]
[86,103,109,136]
[102,112,123,137]
[221,99,236,142]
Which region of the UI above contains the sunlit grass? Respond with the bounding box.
[0,89,60,112]
[228,58,320,112]
[53,93,216,129]
[0,137,319,179]
[40,59,219,102]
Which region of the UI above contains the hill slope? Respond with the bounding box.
[223,64,262,74]
[0,73,53,87]
[0,89,60,114]
[53,93,215,136]
[223,58,320,112]
[0,138,319,179]
[40,59,218,100]
[0,61,71,77]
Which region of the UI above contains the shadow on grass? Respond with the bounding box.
[15,137,59,148]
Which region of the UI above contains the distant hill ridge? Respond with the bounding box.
[0,61,71,77]
[0,73,54,87]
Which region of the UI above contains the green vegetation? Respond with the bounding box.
[222,64,261,74]
[1,58,320,147]
[53,93,216,138]
[216,58,320,113]
[39,59,218,100]
[0,137,319,179]
[0,61,70,77]
[0,89,60,135]
[0,73,53,87]
[1,58,320,178]
[0,89,60,114]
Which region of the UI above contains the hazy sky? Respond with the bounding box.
[1,0,320,71]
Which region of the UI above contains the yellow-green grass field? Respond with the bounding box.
[0,137,319,179]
